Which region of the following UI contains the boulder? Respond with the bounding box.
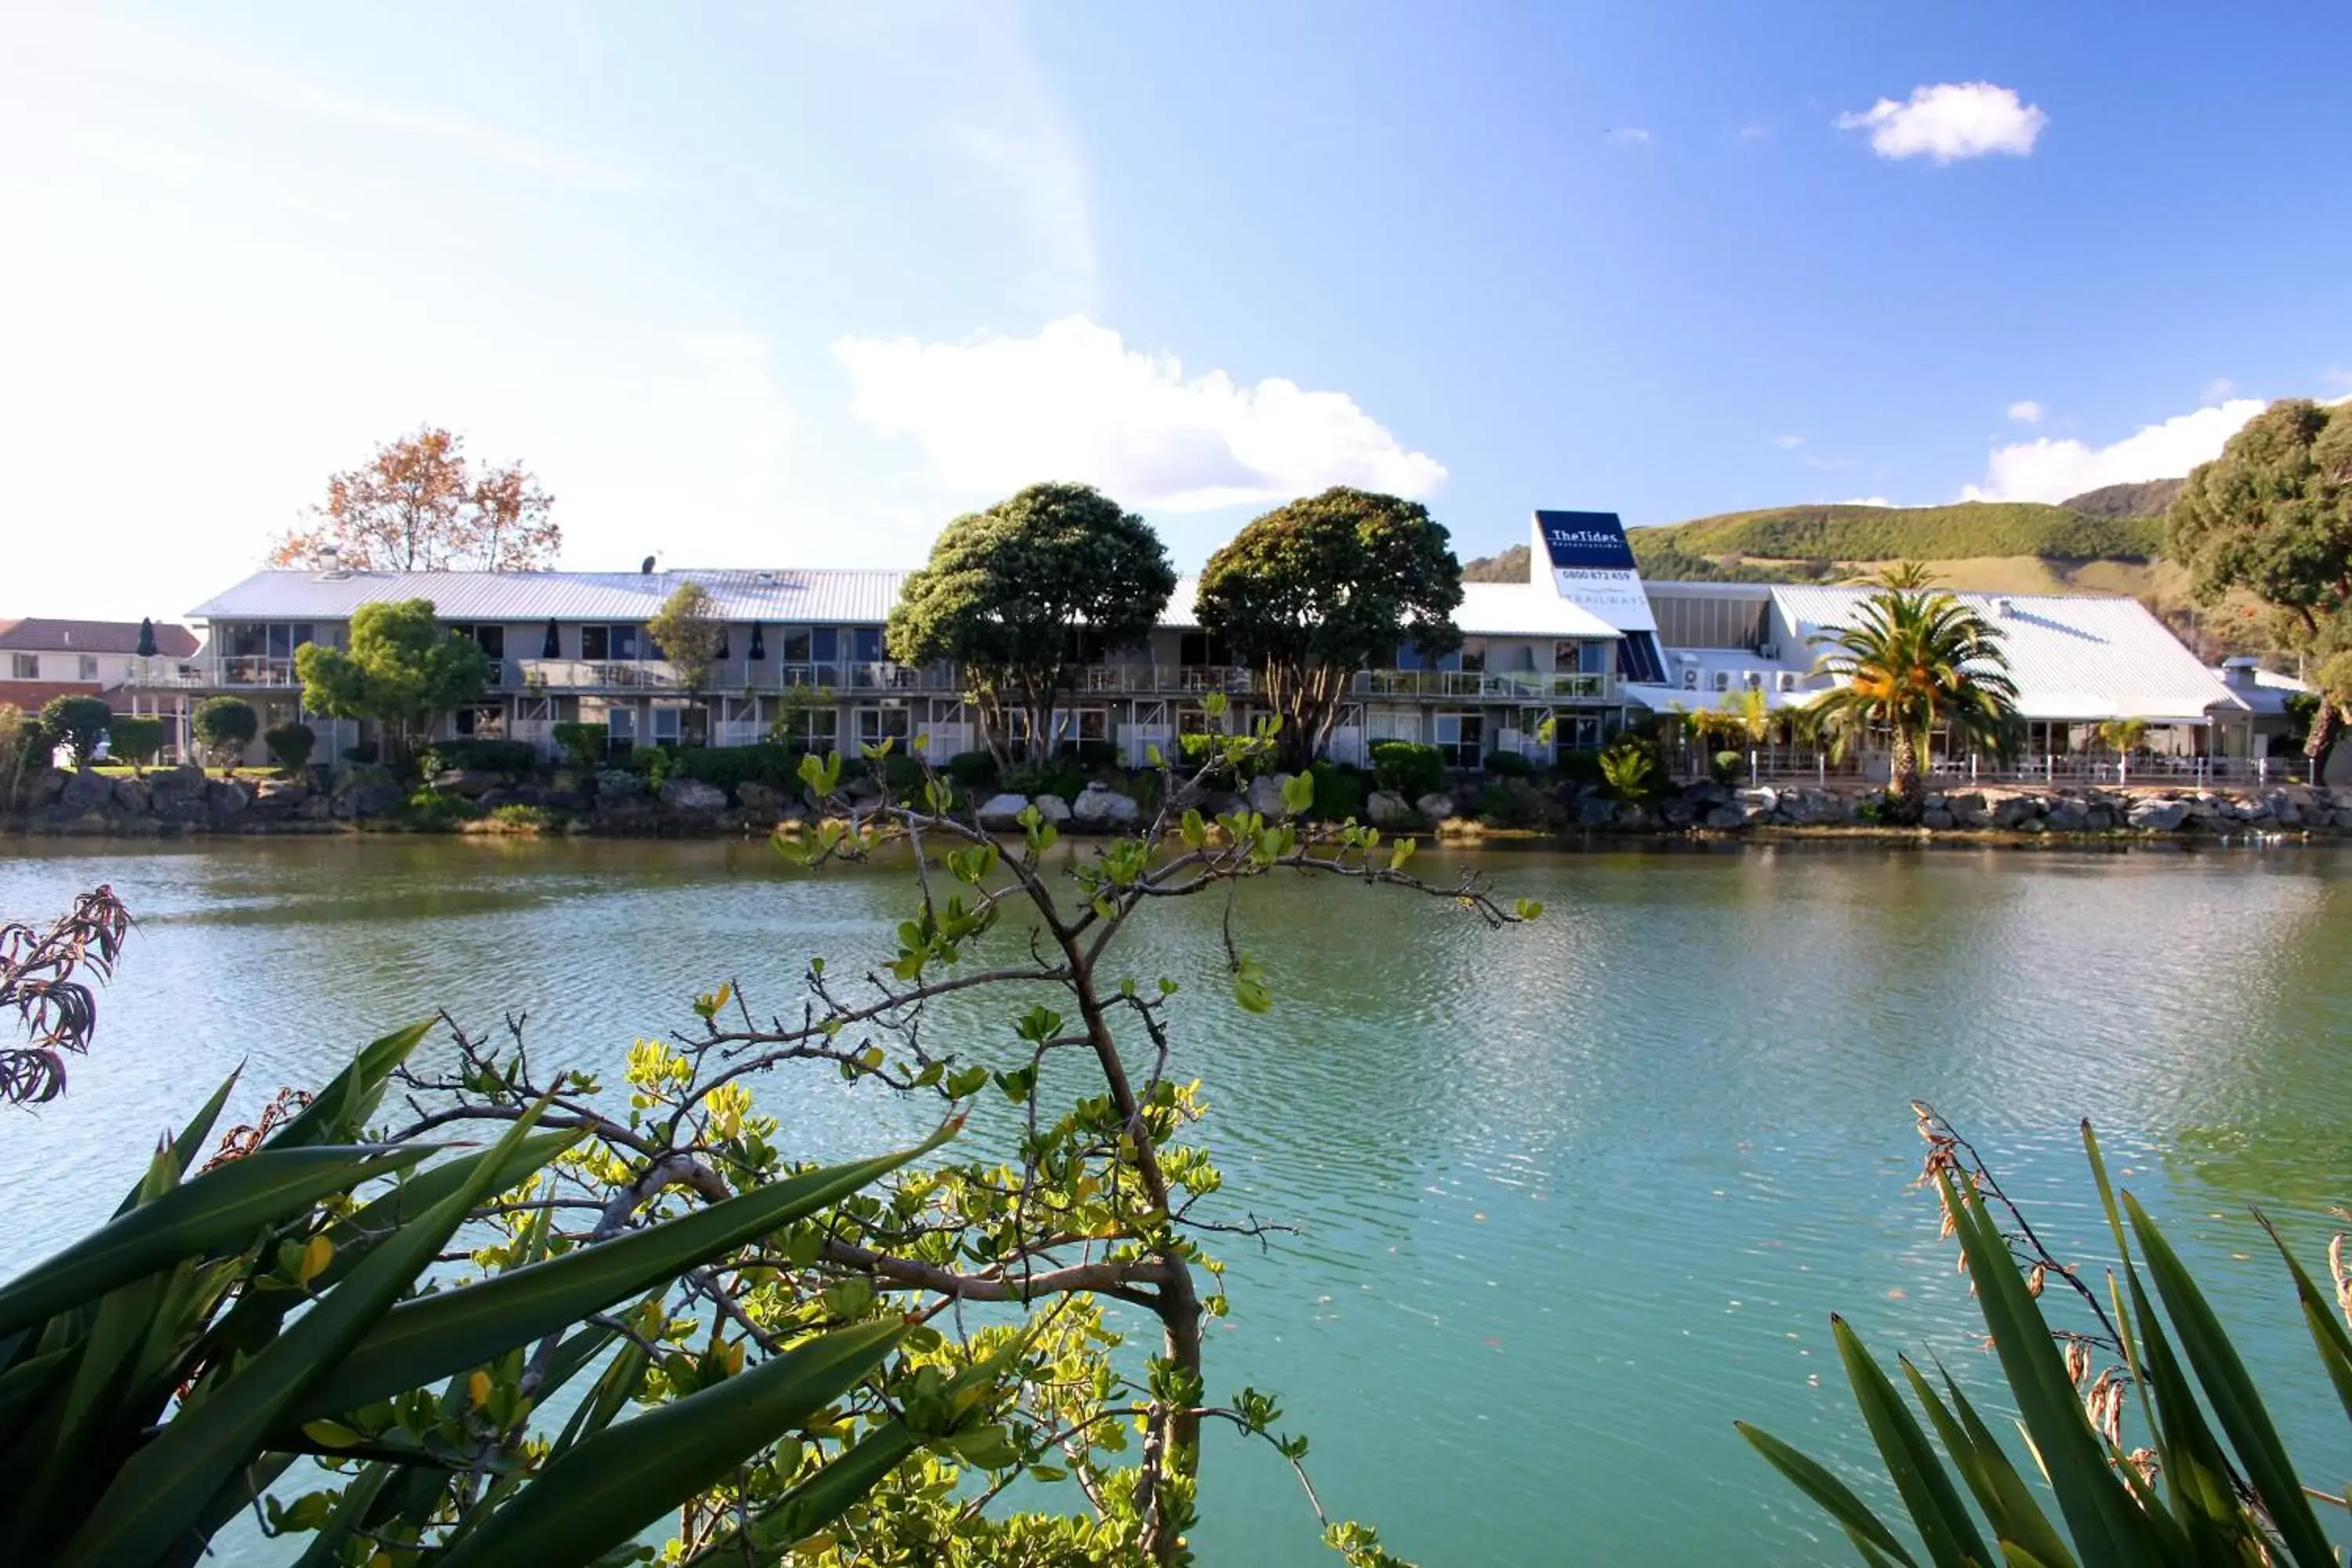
[1945,792,1990,828]
[2334,808,2352,832]
[538,788,589,815]
[659,778,729,815]
[476,786,543,811]
[2085,806,2118,832]
[1736,786,1779,821]
[432,768,506,798]
[109,776,152,815]
[25,768,69,809]
[2129,798,2192,832]
[205,779,251,818]
[1033,793,1073,826]
[1920,808,1956,830]
[1414,792,1455,822]
[736,781,790,817]
[1366,789,1417,828]
[1246,772,1296,820]
[337,782,408,820]
[976,792,1030,831]
[1704,805,1745,829]
[1072,782,1141,830]
[1991,794,2042,829]
[2044,799,2090,832]
[1577,795,1619,829]
[596,768,646,798]
[59,769,114,817]
[1657,794,1697,828]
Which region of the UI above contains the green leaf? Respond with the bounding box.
[1279,772,1313,815]
[55,1102,573,1567]
[1831,1318,1991,1568]
[1232,955,1272,1015]
[436,1319,906,1568]
[1907,1361,2076,1568]
[2254,1209,2352,1428]
[0,1143,436,1338]
[1736,1421,1919,1566]
[261,1020,435,1151]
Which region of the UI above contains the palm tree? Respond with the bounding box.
[1869,559,1940,590]
[1807,589,2020,818]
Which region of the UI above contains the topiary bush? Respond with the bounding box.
[403,787,477,830]
[1370,740,1446,800]
[671,744,801,794]
[1711,750,1744,786]
[1481,749,1536,778]
[1002,760,1087,803]
[39,695,112,768]
[1308,760,1365,822]
[191,695,256,775]
[550,720,608,770]
[264,720,316,774]
[104,716,164,775]
[1066,739,1120,771]
[422,739,539,779]
[945,750,999,790]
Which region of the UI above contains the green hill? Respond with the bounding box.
[1636,501,2165,564]
[2060,478,2185,518]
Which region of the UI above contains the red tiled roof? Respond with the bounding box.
[0,618,201,657]
[0,681,105,711]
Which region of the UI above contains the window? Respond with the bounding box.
[811,626,839,663]
[779,626,813,662]
[580,625,640,660]
[75,655,98,681]
[453,704,506,738]
[652,702,686,743]
[1178,632,1229,667]
[448,623,506,659]
[1433,711,1485,768]
[1560,641,1610,675]
[775,702,835,749]
[1458,639,1486,674]
[10,654,35,679]
[850,626,884,665]
[856,706,912,746]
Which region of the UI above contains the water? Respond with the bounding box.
[4,837,2350,1565]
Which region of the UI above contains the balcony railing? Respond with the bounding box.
[511,659,962,695]
[1353,670,1613,702]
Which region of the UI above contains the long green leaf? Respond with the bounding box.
[55,1104,572,1566]
[2253,1210,2352,1428]
[1737,1420,1920,1566]
[2114,1264,2253,1559]
[309,1131,579,1293]
[284,1131,947,1426]
[437,1317,906,1568]
[2124,1192,2334,1567]
[1833,1318,1991,1568]
[1904,1359,2077,1568]
[261,1020,434,1150]
[0,1143,434,1337]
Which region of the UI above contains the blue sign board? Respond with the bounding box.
[1535,510,1637,572]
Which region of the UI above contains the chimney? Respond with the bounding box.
[1991,597,2013,619]
[318,543,348,580]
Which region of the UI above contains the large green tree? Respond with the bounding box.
[295,599,488,764]
[1194,488,1463,768]
[887,483,1174,763]
[1806,588,2019,819]
[648,580,724,741]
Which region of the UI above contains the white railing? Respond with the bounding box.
[1355,670,1613,702]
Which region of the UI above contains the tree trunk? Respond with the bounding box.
[1888,725,1922,822]
[2306,699,2339,764]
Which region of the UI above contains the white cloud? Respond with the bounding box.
[2202,377,2237,403]
[2006,400,2042,424]
[833,315,1446,511]
[1839,495,1896,508]
[1605,126,1653,146]
[1837,82,2046,164]
[1965,397,2268,503]
[1737,125,1770,143]
[1770,434,1806,450]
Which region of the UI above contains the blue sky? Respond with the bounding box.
[5,1,2349,620]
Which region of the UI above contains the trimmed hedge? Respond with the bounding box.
[1370,740,1446,800]
[422,739,539,779]
[550,721,607,770]
[1308,760,1365,822]
[106,716,165,772]
[1482,749,1536,778]
[41,696,111,767]
[945,750,999,789]
[670,744,804,793]
[264,721,316,773]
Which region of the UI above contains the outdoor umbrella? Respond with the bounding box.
[542,617,561,658]
[747,624,766,660]
[136,618,157,658]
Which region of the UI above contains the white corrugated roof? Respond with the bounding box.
[188,569,913,625]
[1457,582,1624,641]
[1769,586,2235,724]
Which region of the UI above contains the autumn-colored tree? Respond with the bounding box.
[270,426,559,572]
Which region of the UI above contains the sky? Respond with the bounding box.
[5,1,2350,621]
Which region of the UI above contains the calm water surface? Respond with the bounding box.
[4,837,2349,1565]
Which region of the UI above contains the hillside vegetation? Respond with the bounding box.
[1638,501,2165,564]
[2059,477,2185,518]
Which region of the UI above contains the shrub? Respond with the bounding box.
[1711,749,1744,786]
[1599,739,1659,801]
[1554,747,1604,784]
[874,751,926,797]
[1476,779,1551,827]
[342,740,380,766]
[0,706,27,804]
[39,695,111,768]
[596,768,644,798]
[1481,748,1536,778]
[1003,760,1087,804]
[489,802,564,831]
[403,787,477,831]
[550,720,608,770]
[1067,739,1120,771]
[945,750,999,790]
[1370,739,1446,800]
[422,738,539,779]
[191,695,256,775]
[104,716,164,775]
[1308,760,1365,822]
[264,720,317,774]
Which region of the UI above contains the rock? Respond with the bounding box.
[1685,780,1730,808]
[1246,773,1296,819]
[2085,806,2117,831]
[976,792,1030,831]
[1072,782,1141,829]
[596,768,644,797]
[25,768,68,808]
[59,769,114,816]
[1921,808,1955,829]
[338,783,408,820]
[2129,798,2191,832]
[1946,792,1990,828]
[205,779,251,818]
[432,768,506,798]
[1577,795,1618,829]
[1033,793,1073,826]
[659,778,729,815]
[1367,789,1417,828]
[2334,808,2352,831]
[539,788,588,815]
[1414,792,1455,822]
[736,781,789,816]
[110,776,152,815]
[148,764,207,810]
[1737,786,1779,822]
[1704,805,1745,829]
[2044,800,2090,832]
[1658,794,1697,827]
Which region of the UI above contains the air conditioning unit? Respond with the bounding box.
[1711,671,1731,691]
[1682,667,1700,689]
[1777,671,1798,692]
[1745,671,1763,690]
[1756,643,1780,660]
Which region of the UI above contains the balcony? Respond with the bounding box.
[511,659,961,695]
[1353,670,1613,702]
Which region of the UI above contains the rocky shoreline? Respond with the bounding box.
[8,760,2351,846]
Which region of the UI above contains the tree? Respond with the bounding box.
[888,483,1174,763]
[270,425,560,572]
[1195,488,1464,768]
[295,599,488,765]
[1,885,129,1106]
[191,695,257,775]
[2167,398,2352,641]
[1869,559,1938,590]
[263,720,317,773]
[2307,649,2352,765]
[38,695,111,768]
[105,716,164,775]
[1807,589,2019,819]
[648,581,725,734]
[2096,716,2150,757]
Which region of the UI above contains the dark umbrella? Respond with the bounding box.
[716,625,731,659]
[136,617,157,658]
[542,617,561,659]
[747,624,766,660]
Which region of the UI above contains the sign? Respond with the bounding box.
[1531,510,1656,633]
